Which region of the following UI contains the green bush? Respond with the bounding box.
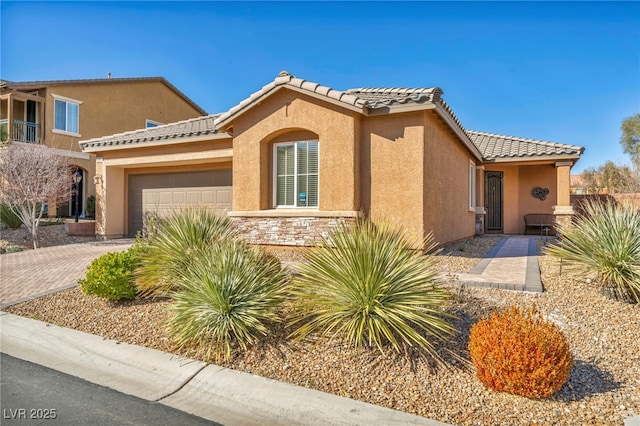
[544,200,640,303]
[135,207,238,297]
[85,195,96,218]
[80,247,140,301]
[1,204,23,229]
[289,218,455,357]
[167,241,288,361]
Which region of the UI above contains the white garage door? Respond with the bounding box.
[128,170,232,237]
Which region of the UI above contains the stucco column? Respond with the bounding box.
[475,165,486,234]
[98,161,125,239]
[553,161,574,226]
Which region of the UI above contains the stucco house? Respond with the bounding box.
[79,71,584,247]
[1,77,206,217]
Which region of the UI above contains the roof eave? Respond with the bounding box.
[215,85,365,131]
[434,103,483,161]
[80,131,231,153]
[483,154,582,164]
[366,103,436,116]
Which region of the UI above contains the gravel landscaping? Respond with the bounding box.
[2,229,639,425]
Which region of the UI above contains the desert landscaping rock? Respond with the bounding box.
[2,230,639,425]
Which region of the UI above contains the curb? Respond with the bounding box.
[0,313,449,426]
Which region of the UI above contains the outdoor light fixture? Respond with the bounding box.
[73,170,82,223]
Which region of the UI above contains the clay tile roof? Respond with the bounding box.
[467,130,584,161]
[345,87,443,108]
[80,114,225,150]
[570,174,585,186]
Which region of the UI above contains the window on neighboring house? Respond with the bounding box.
[469,160,476,211]
[145,119,163,128]
[52,95,81,135]
[274,140,319,207]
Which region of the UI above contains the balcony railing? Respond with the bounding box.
[0,119,41,144]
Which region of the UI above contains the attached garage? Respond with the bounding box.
[128,169,232,237]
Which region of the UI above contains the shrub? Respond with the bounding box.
[166,241,288,361]
[85,195,96,218]
[289,218,455,357]
[544,200,640,303]
[80,247,140,301]
[469,305,573,398]
[1,204,23,229]
[135,207,238,297]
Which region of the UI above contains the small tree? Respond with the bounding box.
[581,161,639,194]
[0,143,74,248]
[621,113,640,170]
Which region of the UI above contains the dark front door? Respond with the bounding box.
[485,171,503,233]
[25,100,37,142]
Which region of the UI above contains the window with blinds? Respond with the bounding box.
[274,140,319,207]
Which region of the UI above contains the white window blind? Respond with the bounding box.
[275,140,319,207]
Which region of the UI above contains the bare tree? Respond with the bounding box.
[0,143,74,248]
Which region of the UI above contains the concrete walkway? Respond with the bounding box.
[441,236,544,293]
[0,239,134,308]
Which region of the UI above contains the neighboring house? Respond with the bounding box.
[79,71,584,247]
[0,77,206,217]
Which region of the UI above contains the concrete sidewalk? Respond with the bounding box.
[0,312,448,426]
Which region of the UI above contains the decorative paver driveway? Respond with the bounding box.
[0,239,134,308]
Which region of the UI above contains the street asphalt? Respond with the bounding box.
[1,353,217,425]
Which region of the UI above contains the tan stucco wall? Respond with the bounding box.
[41,81,202,152]
[229,89,360,212]
[423,111,477,245]
[360,111,425,243]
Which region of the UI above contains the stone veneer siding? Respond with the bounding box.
[230,216,356,246]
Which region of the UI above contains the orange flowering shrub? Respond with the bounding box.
[468,305,573,398]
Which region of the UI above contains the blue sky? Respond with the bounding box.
[2,1,639,173]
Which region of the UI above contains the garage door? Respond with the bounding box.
[128,170,232,237]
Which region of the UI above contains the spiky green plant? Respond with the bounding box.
[135,207,238,297]
[289,218,455,357]
[167,241,289,361]
[544,199,640,303]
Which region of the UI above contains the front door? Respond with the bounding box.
[25,100,37,142]
[485,171,503,233]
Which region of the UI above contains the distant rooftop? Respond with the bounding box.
[1,76,207,116]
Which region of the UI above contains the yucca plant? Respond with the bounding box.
[167,241,289,361]
[544,199,640,303]
[289,218,455,357]
[135,207,238,297]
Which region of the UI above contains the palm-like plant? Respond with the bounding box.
[544,200,640,303]
[135,207,238,297]
[289,218,455,357]
[167,241,289,361]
